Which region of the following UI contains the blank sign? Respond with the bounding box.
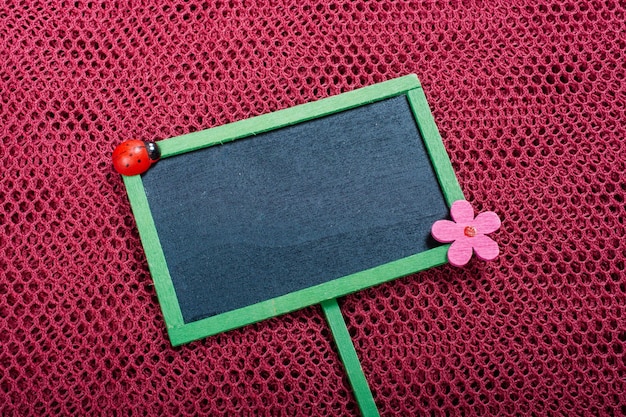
[122,75,464,345]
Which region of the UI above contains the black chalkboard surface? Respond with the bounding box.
[142,95,447,323]
[121,75,464,346]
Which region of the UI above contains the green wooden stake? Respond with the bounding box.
[321,298,380,417]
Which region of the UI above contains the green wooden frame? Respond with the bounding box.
[122,74,463,347]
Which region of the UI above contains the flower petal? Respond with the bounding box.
[473,211,501,235]
[472,235,500,261]
[450,200,474,224]
[432,220,465,242]
[447,238,474,267]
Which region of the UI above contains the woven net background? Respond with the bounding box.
[1,0,625,415]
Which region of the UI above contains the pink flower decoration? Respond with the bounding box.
[431,200,501,267]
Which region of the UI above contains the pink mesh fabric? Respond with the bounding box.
[1,1,625,415]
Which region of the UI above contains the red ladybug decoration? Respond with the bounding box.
[112,140,161,176]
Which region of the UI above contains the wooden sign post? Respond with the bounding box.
[119,75,464,416]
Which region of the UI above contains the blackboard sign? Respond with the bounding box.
[122,75,464,346]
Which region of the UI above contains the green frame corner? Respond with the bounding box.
[122,74,464,346]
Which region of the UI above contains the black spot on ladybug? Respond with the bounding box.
[125,164,129,167]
